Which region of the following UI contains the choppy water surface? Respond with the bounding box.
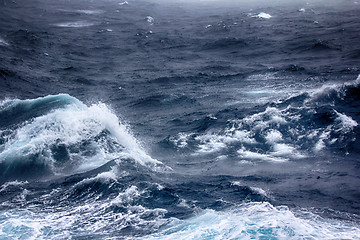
[1,0,360,239]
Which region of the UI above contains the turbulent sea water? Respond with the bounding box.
[1,0,360,239]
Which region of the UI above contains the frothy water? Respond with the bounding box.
[1,0,360,239]
[75,10,104,15]
[147,202,360,240]
[250,12,272,19]
[169,77,360,164]
[54,21,96,28]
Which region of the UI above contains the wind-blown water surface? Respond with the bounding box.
[1,0,360,239]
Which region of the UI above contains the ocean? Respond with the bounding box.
[0,0,360,239]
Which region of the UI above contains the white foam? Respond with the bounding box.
[250,187,270,198]
[314,130,330,152]
[355,74,360,85]
[119,1,129,5]
[147,202,360,240]
[307,130,319,139]
[0,186,168,240]
[174,74,360,160]
[253,12,272,19]
[195,135,227,153]
[231,181,242,186]
[265,130,283,143]
[299,8,306,12]
[246,72,277,81]
[232,130,257,144]
[309,75,360,100]
[0,180,28,193]
[111,185,141,205]
[75,10,104,14]
[75,166,119,187]
[334,110,358,133]
[272,143,298,157]
[238,148,287,162]
[146,16,154,24]
[189,106,304,162]
[0,95,164,174]
[242,107,287,129]
[54,21,95,28]
[170,132,193,148]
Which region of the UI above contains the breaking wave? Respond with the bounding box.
[0,94,164,183]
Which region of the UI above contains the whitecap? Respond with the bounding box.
[265,130,283,143]
[170,132,193,148]
[0,180,28,193]
[146,202,360,240]
[253,12,272,19]
[194,134,229,153]
[232,130,257,144]
[0,37,9,46]
[314,131,330,152]
[237,148,287,162]
[250,187,270,198]
[0,94,166,174]
[272,143,298,157]
[334,110,358,133]
[54,21,95,28]
[146,16,154,24]
[75,10,104,14]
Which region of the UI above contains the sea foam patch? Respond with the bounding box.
[147,202,360,240]
[75,10,104,14]
[249,12,272,19]
[54,21,96,28]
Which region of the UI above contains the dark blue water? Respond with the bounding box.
[1,0,360,239]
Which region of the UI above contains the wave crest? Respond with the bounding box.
[0,94,165,182]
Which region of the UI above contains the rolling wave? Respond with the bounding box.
[0,94,165,183]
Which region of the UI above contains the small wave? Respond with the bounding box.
[146,16,154,24]
[146,202,360,240]
[54,21,95,28]
[119,1,129,5]
[0,37,9,46]
[311,40,341,51]
[75,10,104,14]
[250,12,272,19]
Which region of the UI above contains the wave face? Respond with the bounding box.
[1,0,360,239]
[0,94,162,183]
